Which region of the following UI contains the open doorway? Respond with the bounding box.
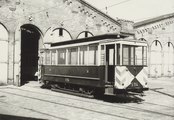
[106,44,115,84]
[20,24,41,85]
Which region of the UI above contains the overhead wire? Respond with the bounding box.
[100,0,133,10]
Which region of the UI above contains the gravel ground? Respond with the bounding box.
[0,77,174,120]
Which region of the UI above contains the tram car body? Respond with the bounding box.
[40,34,148,96]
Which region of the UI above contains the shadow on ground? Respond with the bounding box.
[95,93,145,103]
[0,114,46,120]
[41,83,144,103]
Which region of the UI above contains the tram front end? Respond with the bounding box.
[103,40,148,95]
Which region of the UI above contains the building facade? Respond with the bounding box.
[0,0,134,85]
[134,13,174,78]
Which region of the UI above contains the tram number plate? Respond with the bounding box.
[132,81,138,87]
[131,81,140,88]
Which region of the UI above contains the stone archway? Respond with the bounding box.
[150,40,162,77]
[14,24,43,86]
[163,42,174,77]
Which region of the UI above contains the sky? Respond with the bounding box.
[85,0,174,22]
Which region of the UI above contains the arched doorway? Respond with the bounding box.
[20,24,42,85]
[0,24,8,84]
[150,40,162,77]
[163,42,174,77]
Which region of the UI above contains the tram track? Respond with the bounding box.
[3,86,174,109]
[0,89,137,120]
[149,88,174,98]
[0,100,68,120]
[0,87,174,119]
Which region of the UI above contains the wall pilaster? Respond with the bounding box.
[7,30,15,85]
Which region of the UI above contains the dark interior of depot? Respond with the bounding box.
[21,24,40,85]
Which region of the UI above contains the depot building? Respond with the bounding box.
[0,0,134,86]
[0,0,173,86]
[134,13,174,78]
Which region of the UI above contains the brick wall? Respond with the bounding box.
[0,0,123,38]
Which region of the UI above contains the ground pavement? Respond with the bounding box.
[0,77,174,120]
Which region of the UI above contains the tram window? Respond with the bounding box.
[123,45,129,65]
[58,49,66,65]
[117,44,120,65]
[68,47,78,65]
[51,50,56,65]
[109,49,114,65]
[45,50,51,65]
[135,46,143,65]
[130,47,135,65]
[143,47,147,65]
[39,52,44,65]
[101,45,105,65]
[122,45,138,65]
[79,46,88,65]
[88,45,98,65]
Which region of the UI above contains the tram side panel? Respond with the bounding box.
[41,65,105,88]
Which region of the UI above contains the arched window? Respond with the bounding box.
[52,28,72,42]
[150,40,162,77]
[44,27,72,45]
[77,31,93,39]
[163,42,174,76]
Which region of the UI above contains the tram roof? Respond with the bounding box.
[51,34,128,47]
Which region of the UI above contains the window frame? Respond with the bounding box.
[122,44,147,66]
[46,43,100,66]
[45,50,51,65]
[67,47,78,65]
[88,45,98,66]
[79,45,88,65]
[57,48,66,65]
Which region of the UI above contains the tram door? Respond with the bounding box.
[106,44,115,84]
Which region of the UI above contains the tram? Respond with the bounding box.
[40,34,148,96]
